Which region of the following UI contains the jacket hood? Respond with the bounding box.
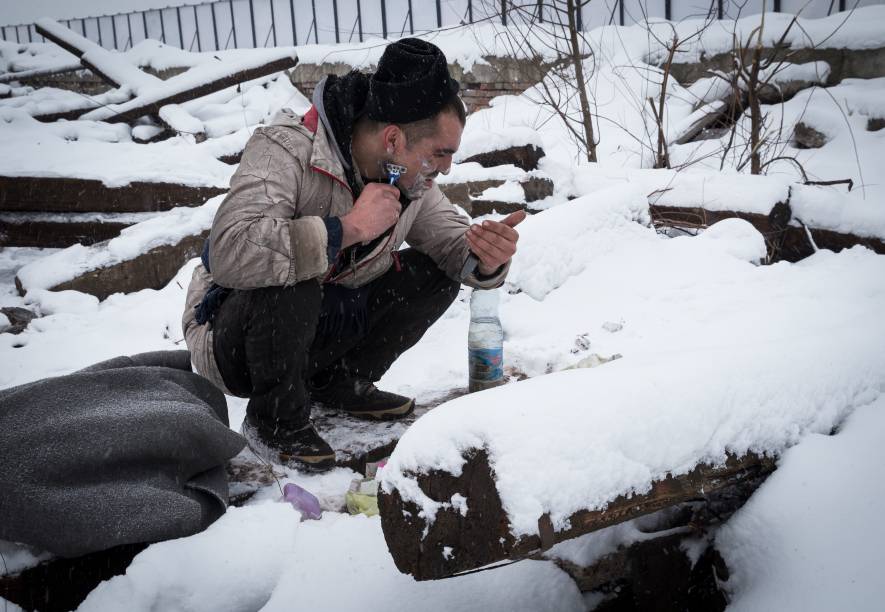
[312,75,352,173]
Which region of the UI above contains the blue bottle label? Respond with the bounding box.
[469,347,503,381]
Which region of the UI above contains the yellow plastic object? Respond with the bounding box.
[346,477,380,517]
[345,490,379,517]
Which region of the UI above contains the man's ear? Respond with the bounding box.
[380,124,404,155]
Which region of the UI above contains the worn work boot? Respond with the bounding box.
[311,378,415,420]
[241,414,335,472]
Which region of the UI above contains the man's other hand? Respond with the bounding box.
[466,210,526,276]
[341,183,402,247]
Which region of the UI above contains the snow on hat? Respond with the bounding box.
[366,38,460,124]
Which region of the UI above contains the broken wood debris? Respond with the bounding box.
[35,18,206,139]
[378,449,775,581]
[79,54,297,125]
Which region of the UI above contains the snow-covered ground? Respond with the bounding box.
[2,6,885,611]
[3,196,884,611]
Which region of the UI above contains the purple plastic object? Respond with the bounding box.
[282,483,322,521]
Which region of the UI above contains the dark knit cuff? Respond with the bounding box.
[474,263,505,281]
[323,216,343,263]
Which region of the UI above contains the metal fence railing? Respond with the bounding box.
[0,0,867,52]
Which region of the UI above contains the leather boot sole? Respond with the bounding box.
[324,398,416,421]
[241,420,336,472]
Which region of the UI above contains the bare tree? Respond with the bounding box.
[481,0,599,162]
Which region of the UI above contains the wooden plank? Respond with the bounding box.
[0,176,227,214]
[378,450,775,581]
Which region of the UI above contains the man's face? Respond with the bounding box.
[390,111,463,200]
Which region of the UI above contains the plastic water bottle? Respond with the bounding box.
[468,288,504,392]
[282,483,322,521]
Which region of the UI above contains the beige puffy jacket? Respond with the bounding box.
[182,106,509,393]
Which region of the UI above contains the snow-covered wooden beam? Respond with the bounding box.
[79,53,298,125]
[648,202,885,262]
[35,18,158,92]
[378,450,774,581]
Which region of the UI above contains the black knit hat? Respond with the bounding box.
[366,38,460,124]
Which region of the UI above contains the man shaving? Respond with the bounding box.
[182,39,523,471]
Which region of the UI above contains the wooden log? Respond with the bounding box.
[0,176,226,214]
[378,449,775,581]
[648,202,885,262]
[550,467,765,598]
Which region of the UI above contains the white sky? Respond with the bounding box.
[0,1,203,26]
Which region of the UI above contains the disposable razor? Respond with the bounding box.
[384,163,407,185]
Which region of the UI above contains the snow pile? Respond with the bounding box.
[757,60,831,88]
[437,162,527,184]
[15,194,224,292]
[380,192,885,538]
[0,73,308,185]
[0,84,131,118]
[0,107,234,186]
[190,75,309,139]
[77,506,584,612]
[717,395,885,611]
[78,503,299,612]
[295,22,570,74]
[694,217,767,263]
[476,181,525,203]
[454,125,544,162]
[0,39,78,75]
[505,184,651,300]
[645,6,885,64]
[80,47,298,122]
